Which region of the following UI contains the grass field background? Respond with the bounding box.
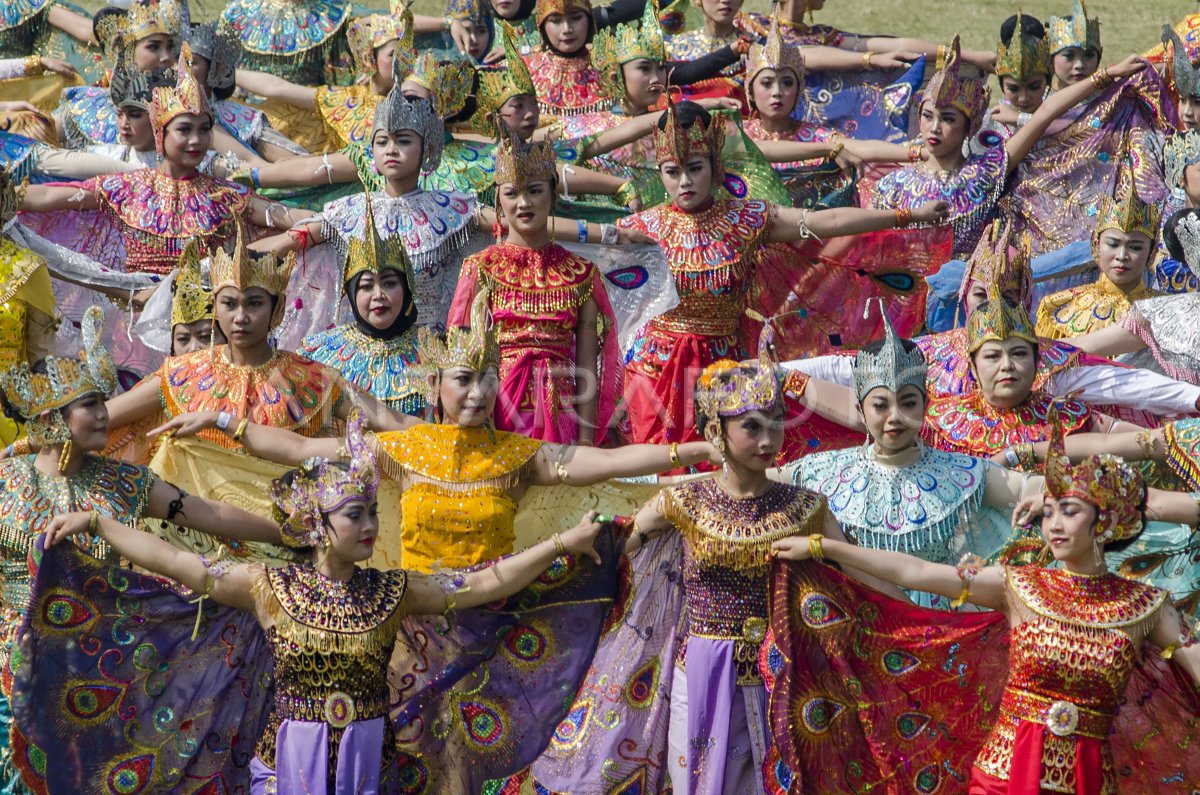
[78,0,1199,60]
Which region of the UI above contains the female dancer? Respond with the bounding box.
[217,0,352,87]
[165,244,220,356]
[0,306,279,793]
[615,96,949,447]
[523,0,607,117]
[448,132,620,445]
[150,291,721,573]
[28,415,621,793]
[770,414,1200,793]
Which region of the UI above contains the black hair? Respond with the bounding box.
[212,82,236,101]
[1164,207,1199,265]
[656,101,711,132]
[92,7,126,52]
[447,71,481,125]
[999,14,1045,46]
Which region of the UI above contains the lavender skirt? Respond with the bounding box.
[250,717,386,795]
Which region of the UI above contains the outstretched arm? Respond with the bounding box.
[47,6,94,43]
[772,534,1009,611]
[146,479,281,543]
[105,377,165,428]
[404,512,608,614]
[241,152,358,189]
[530,441,723,486]
[44,512,259,612]
[147,412,341,465]
[249,220,325,256]
[19,183,100,212]
[235,69,318,109]
[768,200,949,243]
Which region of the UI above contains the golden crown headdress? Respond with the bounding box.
[966,285,1037,356]
[694,315,783,433]
[150,42,212,152]
[746,10,805,88]
[417,289,501,373]
[344,190,417,291]
[171,240,214,327]
[536,0,592,28]
[959,218,1034,313]
[94,0,185,58]
[591,0,666,101]
[475,22,536,129]
[1164,25,1200,100]
[995,9,1051,81]
[922,35,990,134]
[0,306,118,446]
[446,0,488,25]
[655,90,725,168]
[347,0,414,78]
[209,223,296,326]
[398,51,475,122]
[1094,160,1161,242]
[1165,129,1200,189]
[1047,0,1100,55]
[493,126,558,189]
[271,412,379,548]
[852,299,928,402]
[1044,403,1143,543]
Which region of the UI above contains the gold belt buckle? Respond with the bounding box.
[742,616,767,645]
[1045,700,1079,738]
[324,691,357,729]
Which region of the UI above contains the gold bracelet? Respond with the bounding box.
[808,533,825,562]
[862,51,875,69]
[935,44,947,70]
[232,417,250,443]
[669,442,682,470]
[10,438,31,457]
[88,510,99,534]
[22,55,43,76]
[552,533,566,556]
[826,141,846,162]
[894,207,913,228]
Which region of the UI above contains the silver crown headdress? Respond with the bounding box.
[185,22,240,92]
[110,63,176,109]
[1165,129,1200,190]
[852,299,928,402]
[1173,210,1200,280]
[372,90,445,172]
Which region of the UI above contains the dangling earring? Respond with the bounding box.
[1092,536,1104,568]
[57,438,73,475]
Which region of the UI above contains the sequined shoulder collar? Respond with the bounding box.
[664,479,825,569]
[1036,277,1159,337]
[915,328,1081,398]
[420,140,497,197]
[1,0,49,32]
[468,242,595,291]
[322,190,476,269]
[95,171,250,240]
[618,199,773,269]
[1007,566,1166,630]
[923,391,1091,455]
[874,144,1007,220]
[220,0,350,55]
[265,564,408,635]
[299,324,422,407]
[370,424,542,487]
[527,50,608,116]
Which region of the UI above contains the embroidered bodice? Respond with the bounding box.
[253,563,408,772]
[299,324,423,415]
[1035,275,1159,339]
[975,567,1166,794]
[0,0,48,58]
[662,479,825,684]
[369,425,543,573]
[526,49,608,117]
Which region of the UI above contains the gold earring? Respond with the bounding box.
[57,438,73,474]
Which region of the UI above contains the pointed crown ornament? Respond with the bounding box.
[1044,403,1144,543]
[1047,0,1100,55]
[921,35,990,134]
[1165,129,1200,189]
[958,218,1034,313]
[209,223,296,327]
[654,89,725,168]
[396,51,475,121]
[746,10,805,88]
[694,313,784,433]
[374,89,446,171]
[1164,26,1200,100]
[852,299,928,402]
[94,0,185,57]
[150,42,212,152]
[344,190,417,292]
[171,240,215,327]
[592,0,666,101]
[995,9,1051,81]
[0,306,118,446]
[536,0,592,28]
[110,62,176,109]
[475,22,536,129]
[272,412,379,549]
[185,22,240,92]
[493,126,558,189]
[347,0,414,78]
[417,289,501,373]
[1094,160,1161,242]
[966,284,1038,355]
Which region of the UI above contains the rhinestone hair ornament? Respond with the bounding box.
[343,189,417,292]
[347,0,414,78]
[536,0,592,28]
[493,125,558,189]
[171,240,215,327]
[1047,0,1101,55]
[1165,130,1200,189]
[416,289,501,373]
[271,412,379,549]
[694,313,783,434]
[592,0,665,103]
[150,42,212,153]
[966,285,1038,356]
[475,22,536,129]
[1165,26,1200,100]
[208,223,297,327]
[185,22,240,92]
[373,90,446,172]
[995,9,1051,81]
[396,51,475,121]
[1044,402,1144,543]
[746,10,805,88]
[1094,160,1160,242]
[852,299,928,402]
[921,35,990,134]
[0,306,118,446]
[958,218,1034,314]
[1170,210,1200,279]
[94,0,186,58]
